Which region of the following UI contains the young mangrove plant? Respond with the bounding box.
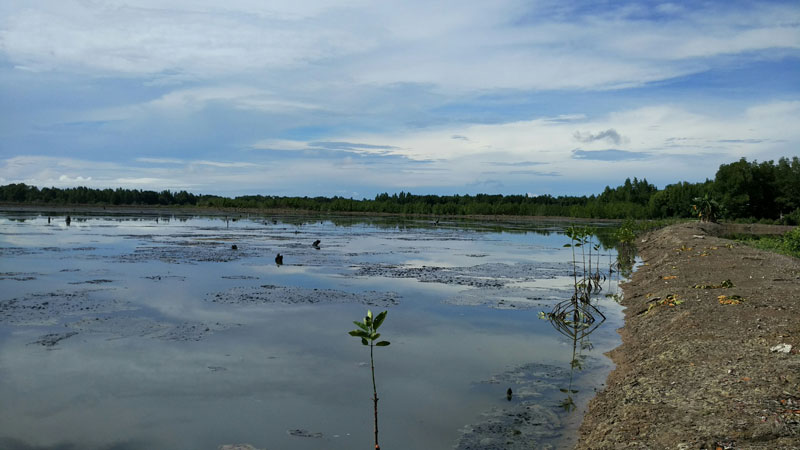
[349,310,391,450]
[564,225,605,303]
[612,219,638,279]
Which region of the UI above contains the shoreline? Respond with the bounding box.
[0,203,625,224]
[575,222,800,449]
[2,204,793,235]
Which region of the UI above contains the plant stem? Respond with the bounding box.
[371,342,380,450]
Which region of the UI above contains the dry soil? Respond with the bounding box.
[576,222,800,450]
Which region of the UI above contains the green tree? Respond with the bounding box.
[692,193,721,223]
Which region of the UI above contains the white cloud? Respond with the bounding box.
[146,87,322,112]
[249,139,312,151]
[58,174,92,182]
[0,1,373,77]
[265,100,800,186]
[115,177,170,186]
[191,160,259,168]
[1,1,797,91]
[136,157,185,164]
[1,1,798,197]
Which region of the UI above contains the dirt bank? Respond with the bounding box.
[576,222,800,449]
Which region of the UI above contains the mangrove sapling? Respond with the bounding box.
[565,226,605,303]
[348,310,390,450]
[564,226,582,291]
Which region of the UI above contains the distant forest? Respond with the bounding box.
[2,157,799,224]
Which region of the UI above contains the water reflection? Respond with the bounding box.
[0,212,627,449]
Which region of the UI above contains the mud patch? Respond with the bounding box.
[455,404,561,450]
[116,243,263,264]
[0,247,38,257]
[445,286,570,310]
[353,262,571,288]
[30,331,79,347]
[41,246,97,252]
[0,272,38,281]
[219,445,265,450]
[68,279,115,285]
[0,289,131,326]
[287,429,324,438]
[208,285,400,307]
[67,316,233,341]
[221,275,260,280]
[143,274,187,281]
[455,363,572,449]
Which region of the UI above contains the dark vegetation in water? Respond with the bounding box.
[2,156,798,223]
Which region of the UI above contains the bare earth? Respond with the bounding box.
[576,222,800,450]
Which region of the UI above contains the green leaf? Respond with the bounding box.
[370,333,380,340]
[373,311,387,329]
[376,341,390,346]
[563,244,572,247]
[367,310,373,320]
[352,321,369,332]
[349,330,369,338]
[360,337,368,346]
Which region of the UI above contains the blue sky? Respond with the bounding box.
[1,0,798,198]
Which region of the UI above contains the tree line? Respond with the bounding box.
[1,156,798,224]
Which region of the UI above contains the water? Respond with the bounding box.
[0,212,625,450]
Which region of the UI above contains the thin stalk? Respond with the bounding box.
[587,237,592,291]
[571,238,578,291]
[371,342,380,450]
[581,237,587,288]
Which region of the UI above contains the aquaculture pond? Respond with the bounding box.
[0,212,627,450]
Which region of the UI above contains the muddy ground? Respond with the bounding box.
[576,222,800,449]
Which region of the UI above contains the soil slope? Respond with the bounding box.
[576,222,800,450]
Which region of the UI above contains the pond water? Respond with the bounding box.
[0,212,626,450]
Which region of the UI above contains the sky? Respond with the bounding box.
[1,0,798,199]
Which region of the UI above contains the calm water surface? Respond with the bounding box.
[0,212,626,450]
